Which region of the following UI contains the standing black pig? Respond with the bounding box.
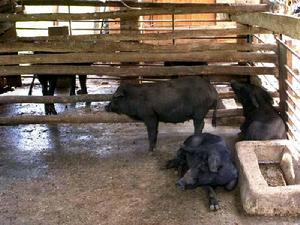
[105,76,218,151]
[166,133,238,211]
[230,80,286,140]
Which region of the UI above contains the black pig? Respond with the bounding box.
[231,80,286,140]
[105,76,218,151]
[166,133,238,211]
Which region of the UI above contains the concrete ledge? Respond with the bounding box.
[236,140,300,216]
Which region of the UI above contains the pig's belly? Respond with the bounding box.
[157,112,192,123]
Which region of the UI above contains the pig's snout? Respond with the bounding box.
[176,178,186,191]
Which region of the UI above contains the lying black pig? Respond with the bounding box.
[105,76,218,151]
[231,80,286,140]
[166,133,238,211]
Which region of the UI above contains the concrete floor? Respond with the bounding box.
[1,78,300,225]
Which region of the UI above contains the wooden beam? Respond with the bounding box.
[0,41,278,53]
[0,91,279,104]
[0,108,243,125]
[0,5,271,22]
[17,0,270,12]
[0,65,278,76]
[15,27,271,42]
[0,51,278,65]
[231,12,300,40]
[0,94,112,104]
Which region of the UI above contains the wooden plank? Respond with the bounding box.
[231,12,300,40]
[0,5,272,22]
[278,39,288,120]
[0,91,279,104]
[0,51,278,65]
[0,108,243,125]
[17,0,270,12]
[0,65,278,76]
[0,41,278,53]
[15,27,271,42]
[0,94,112,104]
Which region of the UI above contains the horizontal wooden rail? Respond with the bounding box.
[0,108,243,125]
[286,120,300,140]
[0,5,271,22]
[17,0,270,12]
[0,94,112,104]
[0,6,262,22]
[286,100,300,122]
[0,90,279,104]
[286,65,300,84]
[0,41,277,53]
[276,38,300,61]
[0,65,278,76]
[0,51,278,65]
[286,80,300,98]
[286,90,300,111]
[232,12,300,40]
[15,27,271,42]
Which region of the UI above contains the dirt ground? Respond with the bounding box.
[1,78,300,225]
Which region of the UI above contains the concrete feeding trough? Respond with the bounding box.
[236,140,300,216]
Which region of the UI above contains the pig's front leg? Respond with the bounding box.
[204,186,220,211]
[144,117,159,152]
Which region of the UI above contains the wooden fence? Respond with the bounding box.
[0,1,283,126]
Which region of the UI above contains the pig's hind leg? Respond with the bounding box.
[204,186,220,211]
[193,110,209,134]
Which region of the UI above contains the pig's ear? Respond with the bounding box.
[259,89,274,105]
[250,94,259,108]
[114,87,126,98]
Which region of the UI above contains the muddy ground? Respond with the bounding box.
[0,78,300,225]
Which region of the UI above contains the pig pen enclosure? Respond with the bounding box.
[1,0,300,224]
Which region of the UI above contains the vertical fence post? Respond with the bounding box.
[278,39,289,122]
[285,40,294,139]
[172,13,175,45]
[120,2,140,84]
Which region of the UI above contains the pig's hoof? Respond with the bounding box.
[209,200,220,211]
[176,180,185,191]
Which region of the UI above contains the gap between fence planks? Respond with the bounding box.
[13,27,271,42]
[0,52,278,65]
[0,42,278,53]
[0,109,243,125]
[0,4,271,22]
[0,65,279,76]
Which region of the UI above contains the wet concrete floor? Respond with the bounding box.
[0,77,300,225]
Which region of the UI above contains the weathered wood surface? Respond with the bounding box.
[0,108,244,125]
[0,94,112,104]
[231,12,300,40]
[0,41,278,53]
[0,51,278,65]
[0,4,271,22]
[15,27,271,42]
[17,0,270,12]
[0,65,278,76]
[278,39,288,118]
[0,91,279,104]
